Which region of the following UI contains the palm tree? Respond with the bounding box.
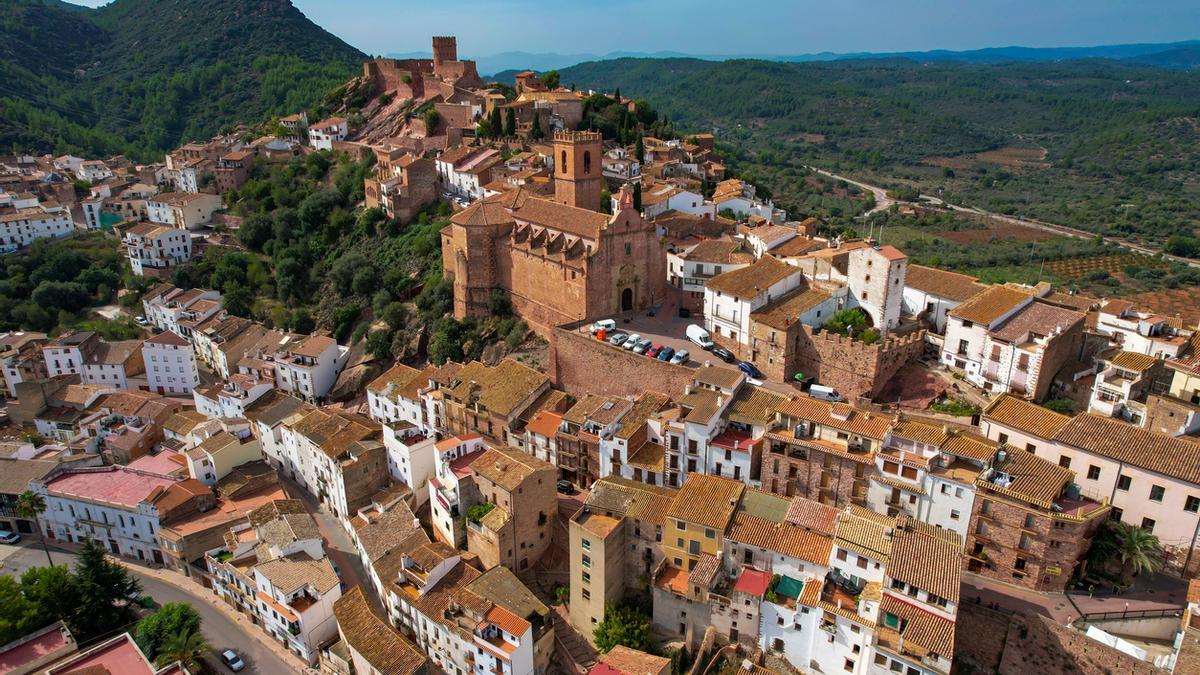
[157,628,210,671]
[14,491,52,566]
[1114,521,1164,584]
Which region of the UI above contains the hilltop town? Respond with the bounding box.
[3,34,1200,675]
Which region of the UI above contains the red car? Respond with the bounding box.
[646,344,664,358]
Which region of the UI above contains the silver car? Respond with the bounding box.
[632,338,653,354]
[608,333,629,347]
[669,349,690,365]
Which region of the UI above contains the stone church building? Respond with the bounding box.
[441,131,666,330]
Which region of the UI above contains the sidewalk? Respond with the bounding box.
[43,539,316,673]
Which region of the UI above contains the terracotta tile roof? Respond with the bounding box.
[886,518,961,602]
[692,363,744,391]
[772,235,826,258]
[834,505,894,561]
[257,551,340,595]
[879,595,955,660]
[1107,351,1159,372]
[688,553,721,587]
[785,497,840,535]
[727,513,779,549]
[333,587,427,675]
[144,330,189,347]
[288,408,380,459]
[563,394,630,427]
[499,189,611,239]
[1054,413,1200,484]
[777,522,835,565]
[484,603,531,637]
[752,286,833,330]
[408,561,481,635]
[470,445,553,492]
[942,432,1000,463]
[366,363,421,395]
[982,394,1070,439]
[597,645,672,675]
[666,474,744,530]
[775,396,891,439]
[949,285,1031,325]
[525,410,562,438]
[681,238,754,265]
[990,300,1084,343]
[445,359,548,419]
[704,255,798,299]
[626,441,666,473]
[354,500,427,563]
[614,392,671,440]
[874,244,907,262]
[980,448,1071,508]
[678,388,722,423]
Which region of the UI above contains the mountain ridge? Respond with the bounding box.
[0,0,364,159]
[415,39,1200,77]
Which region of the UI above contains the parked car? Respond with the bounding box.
[0,531,20,544]
[686,324,714,350]
[646,344,664,358]
[656,347,675,362]
[220,650,245,672]
[590,319,617,335]
[678,307,691,318]
[738,361,764,379]
[712,347,736,363]
[623,333,641,350]
[134,316,148,326]
[632,339,653,354]
[556,479,576,494]
[608,333,629,346]
[669,349,690,365]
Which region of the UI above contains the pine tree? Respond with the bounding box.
[505,108,517,137]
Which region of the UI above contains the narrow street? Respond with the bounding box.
[278,474,375,608]
[0,542,296,675]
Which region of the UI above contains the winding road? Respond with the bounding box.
[806,165,1200,269]
[0,542,296,675]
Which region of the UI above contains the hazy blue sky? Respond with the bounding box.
[67,1,1200,56]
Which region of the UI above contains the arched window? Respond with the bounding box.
[583,151,592,174]
[561,151,567,173]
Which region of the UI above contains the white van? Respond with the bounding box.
[808,384,845,402]
[686,324,713,350]
[590,319,617,335]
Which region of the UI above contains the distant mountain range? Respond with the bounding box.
[387,40,1200,77]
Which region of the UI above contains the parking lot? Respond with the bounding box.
[584,292,728,370]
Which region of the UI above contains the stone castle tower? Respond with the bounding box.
[553,131,603,212]
[431,36,458,68]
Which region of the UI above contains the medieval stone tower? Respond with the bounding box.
[431,36,458,69]
[553,131,603,212]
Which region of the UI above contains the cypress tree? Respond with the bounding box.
[489,107,503,138]
[633,182,642,211]
[505,108,517,137]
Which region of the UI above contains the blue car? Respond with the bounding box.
[656,347,675,362]
[738,361,763,379]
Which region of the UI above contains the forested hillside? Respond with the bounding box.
[0,0,363,160]
[560,57,1200,244]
